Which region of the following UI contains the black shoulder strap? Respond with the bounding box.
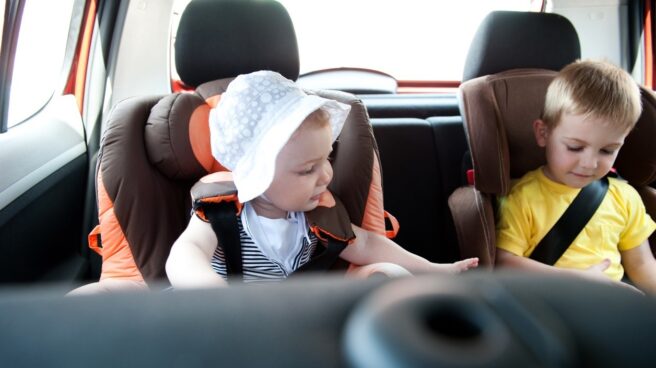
[294,238,347,273]
[530,177,609,265]
[203,202,243,280]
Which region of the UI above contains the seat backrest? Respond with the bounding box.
[449,11,581,266]
[614,88,656,252]
[90,0,387,286]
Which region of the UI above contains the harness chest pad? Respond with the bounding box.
[190,173,242,221]
[190,174,355,245]
[306,193,355,243]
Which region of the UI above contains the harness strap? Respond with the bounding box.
[294,238,348,273]
[530,177,609,265]
[193,176,355,279]
[203,202,243,280]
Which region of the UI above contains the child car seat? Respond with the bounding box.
[449,10,656,266]
[79,0,393,291]
[448,11,581,267]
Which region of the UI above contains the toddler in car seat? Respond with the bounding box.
[495,59,656,293]
[165,70,478,287]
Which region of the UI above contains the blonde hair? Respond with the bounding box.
[542,59,642,132]
[289,108,331,141]
[304,108,331,128]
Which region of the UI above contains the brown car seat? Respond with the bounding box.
[450,10,656,267]
[448,11,581,267]
[72,0,391,292]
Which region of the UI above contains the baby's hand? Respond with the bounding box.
[577,259,642,294]
[429,257,479,274]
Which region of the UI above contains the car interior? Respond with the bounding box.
[2,0,656,366]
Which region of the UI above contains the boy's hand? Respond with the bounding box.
[578,259,642,294]
[584,258,612,279]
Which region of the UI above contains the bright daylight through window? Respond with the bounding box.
[8,0,74,127]
[277,0,537,81]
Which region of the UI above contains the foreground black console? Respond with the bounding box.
[0,272,654,367]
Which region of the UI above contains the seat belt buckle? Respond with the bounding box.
[467,169,475,186]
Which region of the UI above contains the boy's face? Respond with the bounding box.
[534,112,630,188]
[256,117,333,217]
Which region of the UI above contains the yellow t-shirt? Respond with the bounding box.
[496,167,656,280]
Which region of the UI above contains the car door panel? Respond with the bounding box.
[0,95,88,283]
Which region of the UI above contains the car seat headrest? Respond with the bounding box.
[460,69,556,195]
[462,11,580,82]
[175,0,300,87]
[615,87,656,187]
[145,79,231,180]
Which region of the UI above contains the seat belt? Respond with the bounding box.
[529,177,609,265]
[203,203,346,281]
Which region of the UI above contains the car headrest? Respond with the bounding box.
[145,79,231,180]
[175,0,300,87]
[460,69,556,195]
[143,76,383,229]
[462,77,656,196]
[462,11,580,82]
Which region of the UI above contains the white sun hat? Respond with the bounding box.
[209,70,351,203]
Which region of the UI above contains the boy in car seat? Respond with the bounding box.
[495,59,656,293]
[166,70,478,287]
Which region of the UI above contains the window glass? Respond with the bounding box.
[278,0,536,81]
[8,0,75,127]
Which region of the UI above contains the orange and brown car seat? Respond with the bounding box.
[82,0,397,289]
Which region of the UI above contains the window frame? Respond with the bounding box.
[0,0,24,133]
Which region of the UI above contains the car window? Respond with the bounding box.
[7,0,75,128]
[279,0,538,82]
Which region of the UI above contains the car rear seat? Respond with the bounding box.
[371,116,467,263]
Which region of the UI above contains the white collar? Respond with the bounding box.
[241,202,310,273]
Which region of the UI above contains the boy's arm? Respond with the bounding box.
[621,241,656,294]
[497,248,639,292]
[496,248,572,272]
[339,224,478,273]
[165,215,228,288]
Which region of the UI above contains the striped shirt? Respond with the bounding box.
[210,216,318,282]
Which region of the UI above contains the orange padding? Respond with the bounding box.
[361,151,399,238]
[188,95,226,174]
[90,170,144,282]
[384,211,400,239]
[195,193,243,221]
[310,225,356,244]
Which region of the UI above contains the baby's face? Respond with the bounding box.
[256,117,333,217]
[535,112,630,188]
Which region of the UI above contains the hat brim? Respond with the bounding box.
[234,95,351,203]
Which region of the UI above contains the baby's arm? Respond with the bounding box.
[165,215,228,288]
[339,224,478,274]
[621,241,656,294]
